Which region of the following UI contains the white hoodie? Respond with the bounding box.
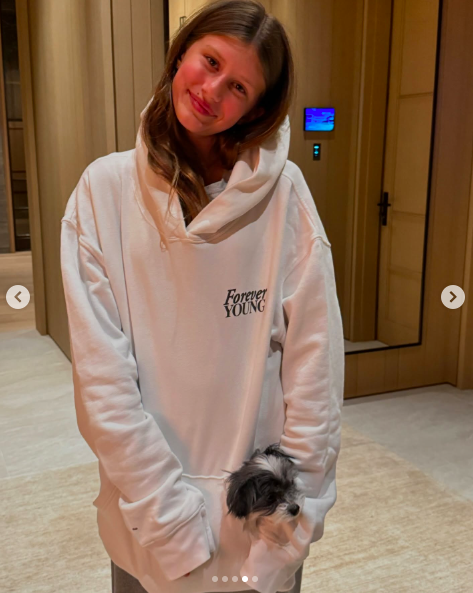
[60,100,345,593]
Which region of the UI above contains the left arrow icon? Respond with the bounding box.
[6,285,31,310]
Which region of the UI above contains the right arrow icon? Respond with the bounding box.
[441,285,465,309]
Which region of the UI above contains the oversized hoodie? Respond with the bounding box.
[60,99,345,593]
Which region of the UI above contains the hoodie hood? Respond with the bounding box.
[134,98,291,243]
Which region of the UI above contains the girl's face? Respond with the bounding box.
[172,34,266,140]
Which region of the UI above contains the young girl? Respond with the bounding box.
[60,1,345,593]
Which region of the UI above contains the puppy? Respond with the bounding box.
[223,443,305,546]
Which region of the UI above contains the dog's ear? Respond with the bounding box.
[263,442,296,463]
[249,448,262,460]
[225,476,258,519]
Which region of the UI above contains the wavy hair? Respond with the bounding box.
[140,0,295,251]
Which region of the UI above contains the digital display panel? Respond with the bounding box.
[304,107,335,131]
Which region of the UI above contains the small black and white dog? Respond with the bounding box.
[223,443,305,546]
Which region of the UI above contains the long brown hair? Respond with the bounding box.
[140,0,295,251]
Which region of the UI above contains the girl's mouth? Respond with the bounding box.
[188,91,215,117]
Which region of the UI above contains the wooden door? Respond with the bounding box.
[377,0,440,345]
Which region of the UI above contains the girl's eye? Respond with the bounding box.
[235,84,246,95]
[206,55,218,68]
[205,56,246,96]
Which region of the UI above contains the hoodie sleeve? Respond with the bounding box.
[60,170,216,582]
[240,236,345,593]
[280,236,345,537]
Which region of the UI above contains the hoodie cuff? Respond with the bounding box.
[147,504,215,581]
[240,538,303,593]
[240,496,317,593]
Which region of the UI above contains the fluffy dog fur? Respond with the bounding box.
[223,443,305,546]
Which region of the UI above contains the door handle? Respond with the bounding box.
[377,191,392,226]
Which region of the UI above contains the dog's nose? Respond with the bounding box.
[287,503,300,516]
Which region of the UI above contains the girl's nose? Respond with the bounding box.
[203,77,224,103]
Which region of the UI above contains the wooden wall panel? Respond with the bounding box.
[113,0,165,150]
[16,0,44,332]
[17,0,115,356]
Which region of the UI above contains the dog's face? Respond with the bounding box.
[224,443,304,522]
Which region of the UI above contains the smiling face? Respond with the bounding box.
[172,34,267,146]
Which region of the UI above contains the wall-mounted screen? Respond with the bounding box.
[304,107,335,131]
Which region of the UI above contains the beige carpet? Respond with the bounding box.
[0,460,109,593]
[1,425,472,593]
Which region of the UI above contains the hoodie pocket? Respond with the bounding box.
[182,475,252,566]
[183,480,216,555]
